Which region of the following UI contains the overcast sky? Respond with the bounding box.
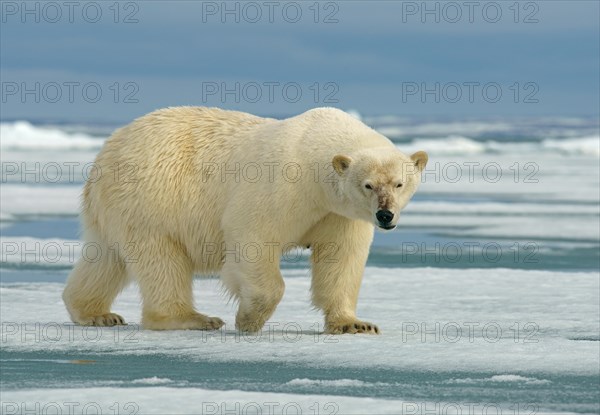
[1,1,598,122]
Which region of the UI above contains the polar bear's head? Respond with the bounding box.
[331,148,428,231]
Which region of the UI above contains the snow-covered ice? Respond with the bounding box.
[1,118,598,413]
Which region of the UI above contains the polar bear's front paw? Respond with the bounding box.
[326,319,380,335]
[235,315,265,333]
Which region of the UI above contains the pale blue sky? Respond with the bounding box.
[1,1,598,122]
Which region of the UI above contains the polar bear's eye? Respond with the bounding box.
[365,184,373,190]
[396,183,403,188]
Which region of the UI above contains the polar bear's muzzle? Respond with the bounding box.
[376,209,396,230]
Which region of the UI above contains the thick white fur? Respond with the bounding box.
[62,107,427,334]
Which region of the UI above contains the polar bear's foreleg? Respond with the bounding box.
[305,214,380,334]
[221,257,285,333]
[130,237,224,330]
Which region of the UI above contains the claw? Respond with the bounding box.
[326,320,380,335]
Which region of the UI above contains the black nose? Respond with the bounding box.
[376,210,394,224]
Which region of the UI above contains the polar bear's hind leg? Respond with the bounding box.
[131,236,224,331]
[62,242,128,327]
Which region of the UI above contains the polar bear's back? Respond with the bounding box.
[82,107,271,250]
[111,106,268,153]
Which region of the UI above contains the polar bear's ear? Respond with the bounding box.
[410,151,428,172]
[332,155,352,175]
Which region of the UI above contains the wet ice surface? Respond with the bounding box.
[1,268,599,413]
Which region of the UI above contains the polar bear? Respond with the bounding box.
[63,107,427,334]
